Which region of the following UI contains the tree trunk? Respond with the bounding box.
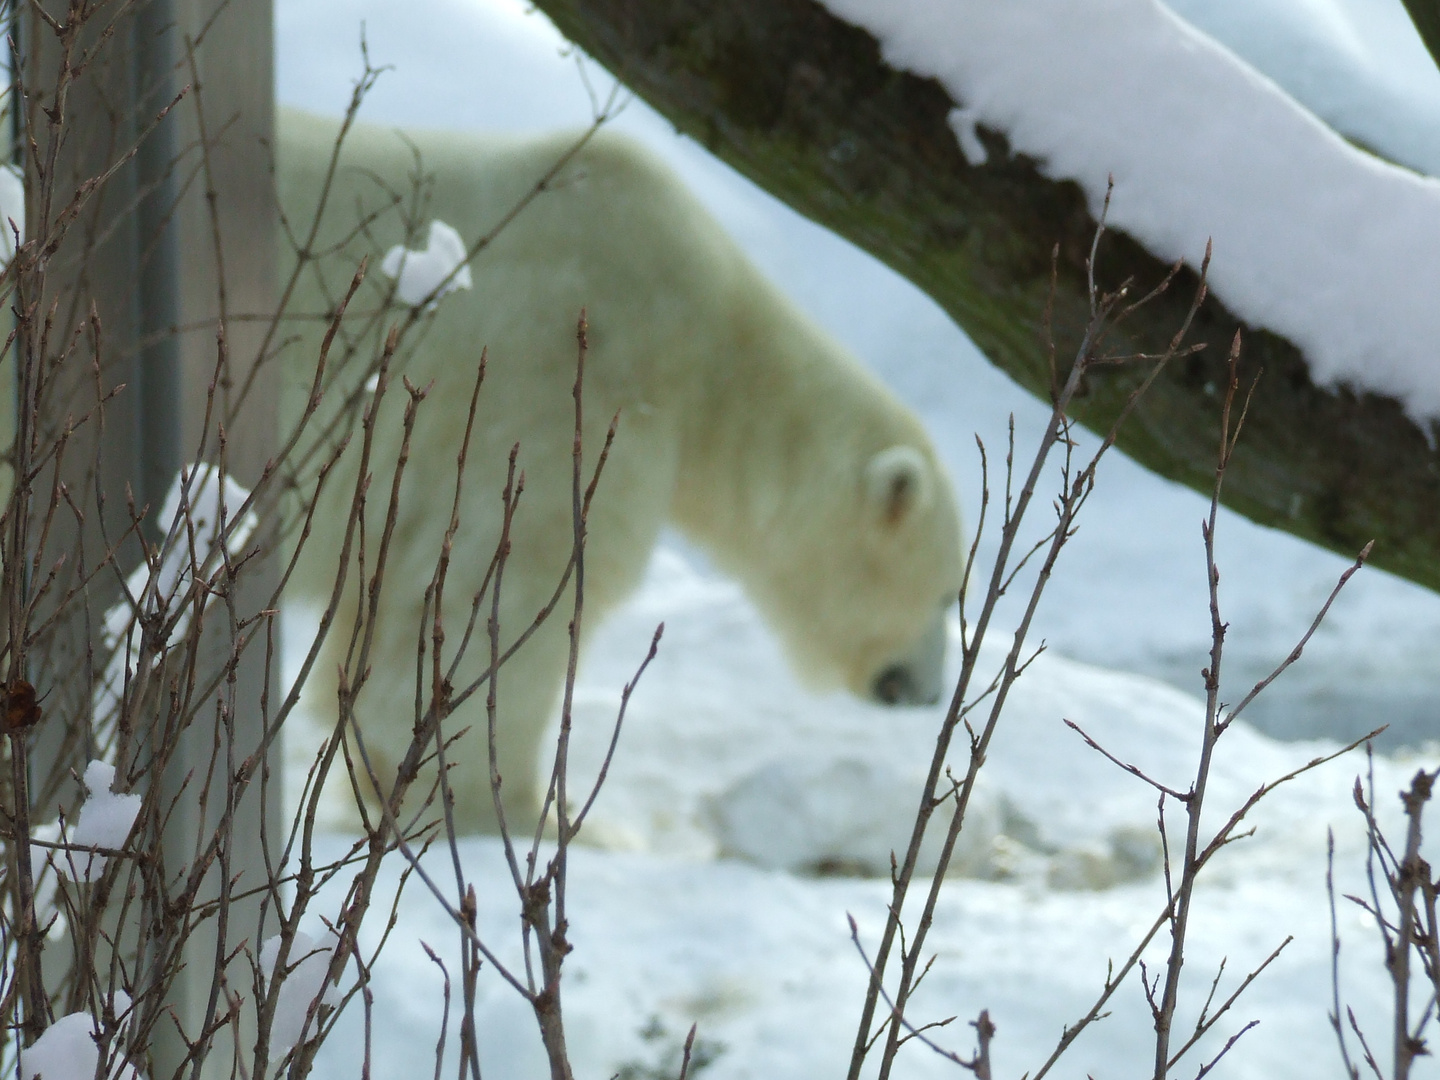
[1399,1,1440,77]
[533,0,1440,592]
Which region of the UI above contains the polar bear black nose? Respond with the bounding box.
[872,664,941,707]
[873,665,907,705]
[871,609,948,706]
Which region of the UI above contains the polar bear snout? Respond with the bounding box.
[870,607,948,706]
[873,665,929,705]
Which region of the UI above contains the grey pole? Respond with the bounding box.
[17,2,278,1075]
[133,0,182,542]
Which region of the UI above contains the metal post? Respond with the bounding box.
[17,0,277,1075]
[133,0,182,543]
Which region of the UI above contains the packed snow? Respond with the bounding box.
[67,761,142,882]
[258,929,345,1058]
[95,464,257,717]
[274,0,1440,1077]
[818,0,1440,422]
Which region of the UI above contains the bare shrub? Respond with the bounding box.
[0,6,1404,1080]
[845,197,1375,1080]
[0,4,636,1077]
[1329,753,1440,1080]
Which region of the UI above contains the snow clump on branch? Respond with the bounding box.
[381,219,473,307]
[259,929,345,1058]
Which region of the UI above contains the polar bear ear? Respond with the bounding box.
[865,445,933,527]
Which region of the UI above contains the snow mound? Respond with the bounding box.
[556,545,1344,892]
[709,755,1001,878]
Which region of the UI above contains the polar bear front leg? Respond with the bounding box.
[306,585,570,836]
[425,611,575,835]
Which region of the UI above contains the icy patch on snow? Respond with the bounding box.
[282,541,1358,892]
[381,219,473,308]
[816,0,1440,420]
[710,756,1002,878]
[555,546,1290,891]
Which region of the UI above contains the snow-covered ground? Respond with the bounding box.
[276,1,1440,1076]
[292,580,1436,1079]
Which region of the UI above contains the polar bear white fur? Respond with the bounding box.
[278,111,963,832]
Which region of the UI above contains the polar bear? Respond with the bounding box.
[278,111,963,832]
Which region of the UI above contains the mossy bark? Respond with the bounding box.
[533,0,1440,592]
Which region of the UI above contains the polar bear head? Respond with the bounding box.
[663,263,966,709]
[674,371,963,709]
[771,439,962,707]
[858,444,957,704]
